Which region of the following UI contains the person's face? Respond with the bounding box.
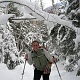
[32,42,39,51]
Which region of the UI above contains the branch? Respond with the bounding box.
[11,17,36,20]
[0,1,46,20]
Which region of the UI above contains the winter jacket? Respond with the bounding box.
[26,48,53,66]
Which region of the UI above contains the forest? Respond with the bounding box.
[0,0,80,77]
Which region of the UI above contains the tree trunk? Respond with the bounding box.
[52,0,55,13]
[52,0,54,7]
[79,0,80,8]
[40,0,43,10]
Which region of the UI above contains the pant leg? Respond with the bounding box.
[34,68,43,80]
[43,73,50,80]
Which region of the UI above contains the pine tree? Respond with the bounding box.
[50,0,80,74]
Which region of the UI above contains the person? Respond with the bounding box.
[25,40,57,80]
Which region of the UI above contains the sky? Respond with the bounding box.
[42,0,60,8]
[30,0,60,9]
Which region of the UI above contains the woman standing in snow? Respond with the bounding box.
[25,40,56,80]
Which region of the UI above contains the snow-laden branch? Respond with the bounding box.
[0,0,76,34]
[0,14,15,25]
[0,0,46,20]
[0,0,73,25]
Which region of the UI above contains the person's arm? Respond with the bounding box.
[25,49,33,65]
[27,52,33,65]
[43,49,57,63]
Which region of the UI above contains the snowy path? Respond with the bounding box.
[0,62,80,80]
[21,62,80,80]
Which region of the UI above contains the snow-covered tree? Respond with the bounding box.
[50,0,80,75]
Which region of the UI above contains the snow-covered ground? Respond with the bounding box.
[0,62,80,80]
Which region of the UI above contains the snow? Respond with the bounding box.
[0,14,15,25]
[0,0,73,32]
[77,9,80,14]
[0,0,80,80]
[0,61,80,80]
[0,0,77,37]
[73,35,80,49]
[78,59,80,66]
[12,13,36,23]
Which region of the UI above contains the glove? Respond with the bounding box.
[24,54,28,60]
[52,56,57,62]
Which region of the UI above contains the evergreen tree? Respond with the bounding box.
[50,0,80,74]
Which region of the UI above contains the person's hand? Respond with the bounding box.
[52,56,57,63]
[24,54,28,60]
